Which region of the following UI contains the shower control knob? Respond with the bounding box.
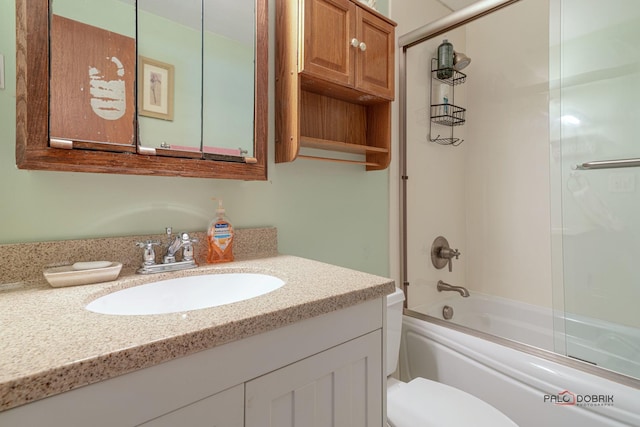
[439,247,460,260]
[431,236,461,272]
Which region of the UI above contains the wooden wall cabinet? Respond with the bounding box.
[276,0,396,170]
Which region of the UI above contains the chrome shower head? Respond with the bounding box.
[453,51,471,71]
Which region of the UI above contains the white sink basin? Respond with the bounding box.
[86,273,285,315]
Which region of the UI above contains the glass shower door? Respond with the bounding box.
[554,0,640,379]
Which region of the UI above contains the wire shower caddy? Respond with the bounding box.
[428,58,466,146]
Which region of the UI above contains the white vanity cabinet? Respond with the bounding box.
[139,384,244,427]
[0,297,385,426]
[246,330,382,426]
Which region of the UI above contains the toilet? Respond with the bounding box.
[386,288,517,427]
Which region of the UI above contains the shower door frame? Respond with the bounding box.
[397,0,640,389]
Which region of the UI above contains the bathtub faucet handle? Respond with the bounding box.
[440,247,461,272]
[431,236,461,272]
[440,247,460,259]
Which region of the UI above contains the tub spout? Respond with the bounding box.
[437,280,470,297]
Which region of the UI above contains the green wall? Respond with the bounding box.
[137,8,204,150]
[0,0,390,277]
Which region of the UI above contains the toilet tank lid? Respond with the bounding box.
[387,287,405,306]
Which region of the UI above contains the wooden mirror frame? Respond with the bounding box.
[15,0,268,180]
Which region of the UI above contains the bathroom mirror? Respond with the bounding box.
[137,0,203,154]
[202,0,256,158]
[15,0,267,180]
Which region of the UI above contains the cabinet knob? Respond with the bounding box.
[350,38,367,52]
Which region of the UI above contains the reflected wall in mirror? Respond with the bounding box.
[137,0,202,154]
[135,0,256,158]
[15,0,267,180]
[202,0,255,159]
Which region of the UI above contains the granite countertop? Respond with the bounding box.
[0,255,395,412]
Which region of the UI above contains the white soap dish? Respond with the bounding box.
[44,262,123,288]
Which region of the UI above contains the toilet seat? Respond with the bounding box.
[387,377,517,427]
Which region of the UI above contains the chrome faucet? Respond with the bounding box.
[136,227,198,274]
[163,228,197,263]
[437,280,470,298]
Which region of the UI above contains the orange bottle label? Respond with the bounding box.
[207,221,234,263]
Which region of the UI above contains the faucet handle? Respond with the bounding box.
[431,236,461,272]
[439,247,460,260]
[136,240,161,266]
[180,232,198,244]
[180,233,199,262]
[136,240,160,249]
[439,247,460,272]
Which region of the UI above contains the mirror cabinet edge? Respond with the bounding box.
[15,0,268,181]
[254,0,269,174]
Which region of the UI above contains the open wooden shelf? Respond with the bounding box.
[300,137,389,155]
[297,155,381,167]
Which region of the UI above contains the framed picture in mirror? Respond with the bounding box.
[139,56,174,121]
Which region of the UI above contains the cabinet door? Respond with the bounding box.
[245,330,383,427]
[139,384,244,427]
[354,7,395,99]
[302,0,355,87]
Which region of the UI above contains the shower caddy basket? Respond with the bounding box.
[429,58,466,146]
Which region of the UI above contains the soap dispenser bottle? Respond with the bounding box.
[207,198,234,264]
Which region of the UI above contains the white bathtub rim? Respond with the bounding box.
[415,291,640,340]
[413,292,640,377]
[402,313,640,426]
[403,312,640,395]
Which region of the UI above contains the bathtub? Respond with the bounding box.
[414,293,640,378]
[402,295,640,427]
[414,293,555,350]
